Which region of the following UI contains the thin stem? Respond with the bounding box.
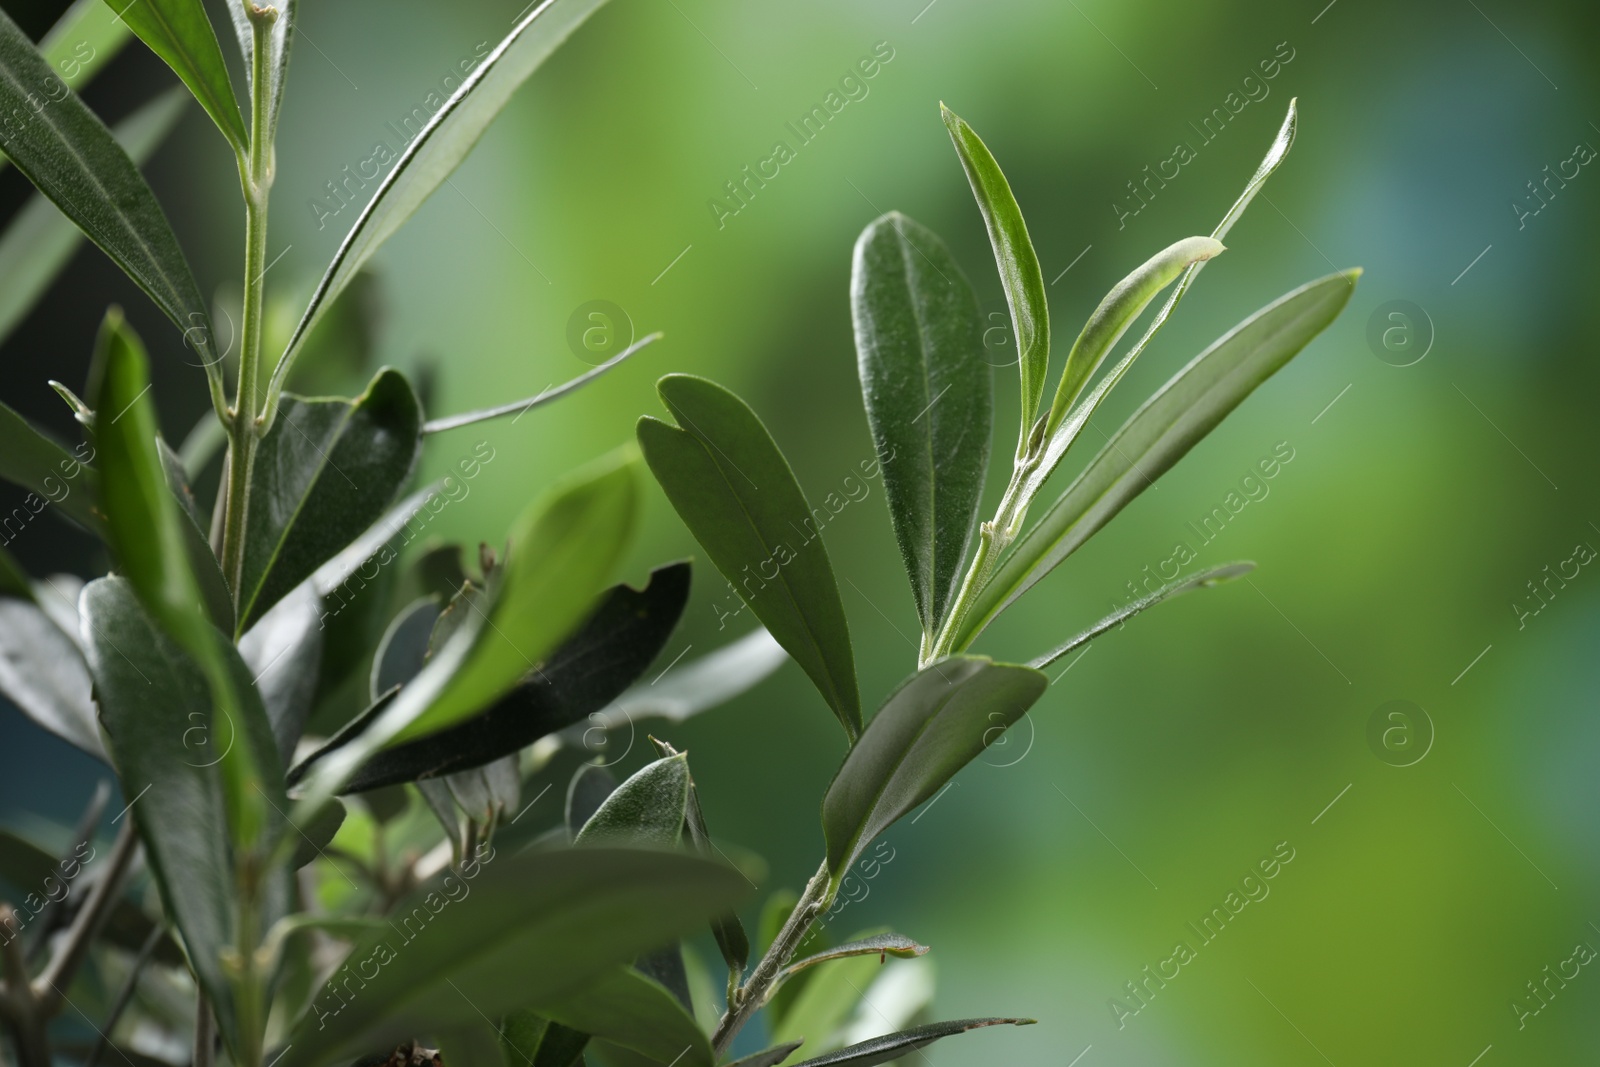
[711,859,833,1058]
[0,906,49,1067]
[82,922,165,1067]
[192,991,216,1067]
[34,820,139,1014]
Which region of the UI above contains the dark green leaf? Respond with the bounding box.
[726,1043,803,1067]
[500,1010,590,1067]
[782,934,929,979]
[958,270,1359,645]
[80,576,288,1055]
[157,436,233,632]
[369,596,441,700]
[821,656,1046,881]
[573,754,688,848]
[0,11,218,367]
[276,847,748,1067]
[273,0,610,392]
[940,105,1048,452]
[104,0,246,151]
[851,212,989,631]
[289,797,344,869]
[1029,562,1254,669]
[789,1018,1033,1067]
[293,564,687,792]
[566,764,617,837]
[0,87,188,348]
[444,755,520,826]
[238,367,423,632]
[238,586,324,761]
[0,595,100,758]
[638,375,859,739]
[539,967,710,1067]
[0,399,99,531]
[224,0,294,151]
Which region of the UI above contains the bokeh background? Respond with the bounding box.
[3,0,1599,1063]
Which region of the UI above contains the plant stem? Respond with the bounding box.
[192,991,215,1067]
[0,906,50,1067]
[34,820,139,1014]
[711,859,833,1058]
[219,8,278,609]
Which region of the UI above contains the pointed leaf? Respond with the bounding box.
[0,595,101,758]
[573,753,688,848]
[651,738,749,978]
[789,1018,1033,1067]
[783,934,929,980]
[80,576,287,1055]
[851,211,989,630]
[1029,562,1253,669]
[293,563,687,792]
[0,87,188,347]
[500,1010,589,1067]
[727,1044,803,1067]
[275,0,609,388]
[940,105,1048,450]
[104,0,246,151]
[275,847,748,1067]
[959,269,1359,644]
[224,0,294,151]
[238,367,423,631]
[587,627,786,730]
[538,967,711,1067]
[0,399,99,531]
[638,375,859,739]
[291,451,639,811]
[0,11,217,366]
[822,656,1046,880]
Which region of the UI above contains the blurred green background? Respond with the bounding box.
[4,0,1599,1063]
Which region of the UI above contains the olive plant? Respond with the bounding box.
[0,0,1357,1062]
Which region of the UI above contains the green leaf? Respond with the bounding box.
[769,952,884,1062]
[637,375,859,739]
[224,0,294,152]
[958,269,1359,645]
[851,212,990,632]
[0,542,28,598]
[275,847,748,1067]
[38,0,133,97]
[274,0,610,391]
[589,628,787,730]
[369,596,440,700]
[726,1043,803,1067]
[0,399,99,531]
[500,1010,589,1067]
[1028,562,1254,669]
[0,87,188,347]
[566,763,617,836]
[238,367,422,632]
[157,436,233,632]
[1042,235,1225,441]
[0,595,101,758]
[0,11,218,367]
[940,105,1048,454]
[288,796,345,869]
[782,934,929,980]
[291,450,639,811]
[79,576,287,1056]
[539,967,711,1067]
[239,586,324,761]
[821,656,1046,881]
[789,1018,1033,1067]
[573,754,688,848]
[104,0,246,152]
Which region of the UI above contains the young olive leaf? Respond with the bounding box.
[573,753,689,847]
[422,332,663,434]
[782,933,929,981]
[727,1043,805,1067]
[957,269,1359,646]
[852,212,990,632]
[821,655,1046,882]
[940,104,1048,455]
[269,0,611,409]
[0,10,219,373]
[789,1018,1034,1067]
[1029,562,1254,670]
[537,966,712,1067]
[637,375,860,739]
[500,1010,590,1067]
[103,0,247,153]
[292,564,688,793]
[89,312,277,853]
[0,595,101,759]
[0,399,100,532]
[584,627,787,732]
[80,576,289,1056]
[275,848,748,1067]
[566,763,618,836]
[224,0,294,152]
[291,451,639,816]
[237,367,423,632]
[0,87,189,348]
[1043,236,1225,442]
